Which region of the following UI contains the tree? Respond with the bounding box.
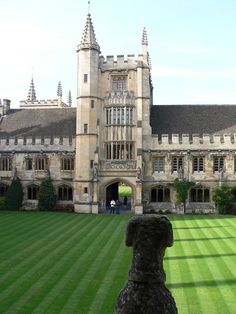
[212,184,233,214]
[0,197,6,210]
[38,177,56,211]
[171,179,195,214]
[6,177,23,210]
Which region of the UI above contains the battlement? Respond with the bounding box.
[100,54,148,71]
[20,99,69,109]
[150,133,236,149]
[0,136,75,152]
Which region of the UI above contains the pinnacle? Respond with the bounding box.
[27,77,37,102]
[78,13,100,52]
[142,27,148,46]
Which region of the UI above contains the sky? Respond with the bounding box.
[0,0,236,107]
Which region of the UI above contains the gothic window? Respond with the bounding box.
[172,157,183,173]
[151,186,170,202]
[213,157,224,172]
[105,108,134,126]
[190,186,210,202]
[84,124,88,134]
[0,157,12,171]
[58,186,73,201]
[105,142,134,160]
[27,185,39,200]
[153,158,165,173]
[193,157,204,173]
[25,158,33,170]
[61,157,74,171]
[0,183,8,197]
[35,157,48,171]
[112,76,127,91]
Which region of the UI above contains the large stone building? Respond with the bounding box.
[1,13,236,214]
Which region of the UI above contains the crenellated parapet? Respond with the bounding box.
[20,99,69,109]
[0,136,75,152]
[148,133,236,150]
[100,54,149,71]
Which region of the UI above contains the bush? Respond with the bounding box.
[6,177,23,210]
[0,197,6,210]
[38,178,56,211]
[212,184,233,214]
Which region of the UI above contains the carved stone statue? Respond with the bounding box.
[136,166,141,180]
[115,215,178,314]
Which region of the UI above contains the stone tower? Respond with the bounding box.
[74,14,152,214]
[74,13,101,213]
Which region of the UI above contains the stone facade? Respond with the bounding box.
[1,14,236,214]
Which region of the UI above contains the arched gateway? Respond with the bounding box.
[103,180,135,213]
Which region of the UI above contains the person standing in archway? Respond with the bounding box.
[110,199,116,214]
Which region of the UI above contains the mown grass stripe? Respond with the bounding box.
[0,213,68,261]
[0,215,91,285]
[193,217,236,312]
[58,216,127,314]
[19,216,126,314]
[88,233,130,314]
[170,216,203,314]
[0,215,96,310]
[184,217,223,314]
[3,216,108,314]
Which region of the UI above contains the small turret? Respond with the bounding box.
[27,77,37,102]
[77,13,100,52]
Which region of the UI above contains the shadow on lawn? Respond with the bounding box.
[168,278,236,289]
[173,225,230,230]
[165,252,236,261]
[175,236,235,242]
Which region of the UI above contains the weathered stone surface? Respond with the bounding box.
[115,214,178,314]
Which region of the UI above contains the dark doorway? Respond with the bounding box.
[106,182,119,206]
[106,182,132,212]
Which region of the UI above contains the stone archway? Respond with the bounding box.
[100,179,135,213]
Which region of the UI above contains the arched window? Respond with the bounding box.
[190,186,210,202]
[58,186,73,201]
[27,185,39,200]
[0,183,8,197]
[151,186,170,202]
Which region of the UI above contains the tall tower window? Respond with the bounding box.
[112,76,127,91]
[90,100,95,108]
[84,124,88,134]
[84,74,88,83]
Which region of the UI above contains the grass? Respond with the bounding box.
[0,212,235,314]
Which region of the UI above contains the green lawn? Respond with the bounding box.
[0,212,235,314]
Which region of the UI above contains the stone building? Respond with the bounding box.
[1,13,236,214]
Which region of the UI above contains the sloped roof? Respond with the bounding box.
[150,105,236,135]
[0,108,76,137]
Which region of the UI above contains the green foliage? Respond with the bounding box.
[118,185,132,197]
[0,196,6,210]
[38,178,56,211]
[171,179,195,213]
[212,184,233,214]
[6,177,23,210]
